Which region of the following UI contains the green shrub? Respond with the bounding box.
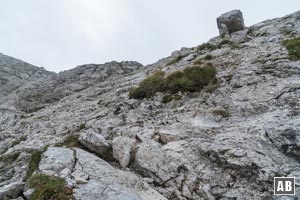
[165,71,190,93]
[162,95,174,103]
[25,147,47,180]
[192,58,203,65]
[79,123,86,130]
[29,173,74,200]
[182,65,217,92]
[204,54,213,60]
[129,71,166,99]
[283,38,300,60]
[129,65,217,99]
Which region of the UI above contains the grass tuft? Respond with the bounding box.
[29,173,74,200]
[25,147,47,180]
[283,38,300,60]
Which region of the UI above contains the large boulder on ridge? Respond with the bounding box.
[217,10,245,37]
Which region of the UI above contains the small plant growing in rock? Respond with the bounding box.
[192,58,203,65]
[162,94,174,103]
[197,43,218,51]
[283,38,300,60]
[29,173,74,200]
[204,54,213,60]
[25,147,47,180]
[79,123,86,130]
[166,55,185,66]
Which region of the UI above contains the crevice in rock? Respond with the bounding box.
[18,190,27,200]
[71,148,78,173]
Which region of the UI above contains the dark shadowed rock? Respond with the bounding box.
[217,10,245,37]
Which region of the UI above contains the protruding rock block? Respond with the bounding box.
[217,10,245,37]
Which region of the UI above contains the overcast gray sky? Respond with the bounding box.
[0,0,299,72]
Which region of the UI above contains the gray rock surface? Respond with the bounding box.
[1,10,300,200]
[112,136,136,168]
[39,147,75,176]
[0,182,24,200]
[78,131,112,159]
[217,10,245,37]
[37,147,167,200]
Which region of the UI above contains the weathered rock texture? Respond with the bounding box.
[217,10,245,37]
[1,10,300,200]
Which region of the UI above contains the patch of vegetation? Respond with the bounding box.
[217,39,240,49]
[166,55,185,66]
[197,40,239,52]
[212,108,230,118]
[29,173,74,200]
[192,58,203,65]
[129,65,217,99]
[283,38,300,60]
[11,135,27,147]
[205,82,219,93]
[181,65,217,92]
[204,54,213,60]
[79,123,86,130]
[129,71,166,99]
[55,135,81,148]
[0,152,20,165]
[173,95,182,101]
[25,147,47,180]
[197,43,218,51]
[162,94,174,103]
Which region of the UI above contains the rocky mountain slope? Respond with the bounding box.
[1,10,300,200]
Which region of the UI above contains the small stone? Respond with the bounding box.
[112,136,136,168]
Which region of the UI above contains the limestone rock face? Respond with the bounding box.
[217,10,245,37]
[0,182,24,200]
[37,147,167,200]
[1,10,300,200]
[112,136,136,168]
[39,147,75,175]
[78,131,112,159]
